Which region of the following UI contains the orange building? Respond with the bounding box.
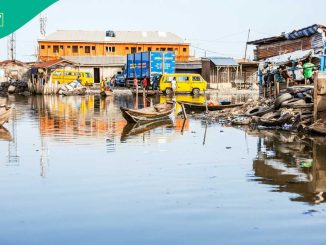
[38,30,190,62]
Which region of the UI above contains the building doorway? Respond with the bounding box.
[93,67,100,83]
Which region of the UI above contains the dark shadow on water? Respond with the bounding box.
[247,128,326,205]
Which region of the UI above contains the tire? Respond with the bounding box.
[192,88,200,95]
[281,98,305,108]
[245,106,273,117]
[165,88,173,95]
[274,93,292,109]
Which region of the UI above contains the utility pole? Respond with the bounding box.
[244,28,251,61]
[7,33,16,60]
[40,12,47,37]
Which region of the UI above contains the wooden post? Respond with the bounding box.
[314,72,326,121]
[180,102,187,120]
[143,88,146,108]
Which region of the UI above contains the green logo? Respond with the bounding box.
[0,13,3,27]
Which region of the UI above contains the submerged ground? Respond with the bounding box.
[0,94,325,245]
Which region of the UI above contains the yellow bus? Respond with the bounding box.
[159,73,207,95]
[51,69,94,86]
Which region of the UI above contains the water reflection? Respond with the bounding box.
[121,119,174,142]
[249,129,326,204]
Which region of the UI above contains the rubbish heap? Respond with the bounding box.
[57,80,87,96]
[202,86,323,134]
[0,80,29,96]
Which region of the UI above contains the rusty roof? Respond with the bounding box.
[247,24,326,45]
[34,59,76,68]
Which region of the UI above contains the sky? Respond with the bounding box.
[0,0,326,61]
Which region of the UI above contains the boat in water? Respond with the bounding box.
[120,101,174,123]
[178,101,244,112]
[0,105,12,127]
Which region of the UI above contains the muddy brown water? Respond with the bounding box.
[0,94,325,245]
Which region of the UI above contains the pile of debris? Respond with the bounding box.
[57,80,87,96]
[0,80,29,96]
[201,86,318,133]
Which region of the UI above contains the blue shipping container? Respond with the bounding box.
[126,51,175,79]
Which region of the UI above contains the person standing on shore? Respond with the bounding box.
[133,76,139,93]
[294,61,305,85]
[152,75,158,90]
[303,58,315,84]
[143,76,148,92]
[171,77,177,96]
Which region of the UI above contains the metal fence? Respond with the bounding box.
[211,71,258,88]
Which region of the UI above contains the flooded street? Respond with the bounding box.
[0,95,326,244]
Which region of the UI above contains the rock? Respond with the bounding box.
[8,85,16,93]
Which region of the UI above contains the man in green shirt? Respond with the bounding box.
[303,58,315,84]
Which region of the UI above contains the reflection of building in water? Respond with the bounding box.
[7,107,19,165]
[249,129,326,204]
[31,95,189,153]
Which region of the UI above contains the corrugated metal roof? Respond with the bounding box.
[208,57,238,66]
[264,49,314,64]
[35,59,75,68]
[40,30,187,44]
[248,24,326,45]
[175,63,202,69]
[62,56,126,66]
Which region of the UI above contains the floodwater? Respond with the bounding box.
[0,94,326,245]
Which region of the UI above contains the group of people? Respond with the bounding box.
[259,57,316,98]
[100,76,116,92]
[133,75,160,91]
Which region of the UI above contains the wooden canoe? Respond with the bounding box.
[120,102,174,123]
[179,101,244,112]
[121,119,173,141]
[0,106,12,127]
[0,126,12,141]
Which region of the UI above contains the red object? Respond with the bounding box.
[143,78,148,87]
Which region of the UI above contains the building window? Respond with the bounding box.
[156,48,159,51]
[41,45,45,49]
[72,45,78,53]
[160,48,166,51]
[147,47,152,51]
[138,47,142,51]
[106,46,116,53]
[125,47,129,50]
[48,45,51,48]
[67,46,71,48]
[60,45,63,49]
[53,45,59,53]
[167,48,173,51]
[92,46,95,50]
[85,46,91,53]
[183,48,187,52]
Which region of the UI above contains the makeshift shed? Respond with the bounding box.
[0,60,30,83]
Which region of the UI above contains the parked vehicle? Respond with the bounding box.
[120,101,175,123]
[125,51,175,87]
[115,74,126,87]
[51,69,94,86]
[159,73,207,95]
